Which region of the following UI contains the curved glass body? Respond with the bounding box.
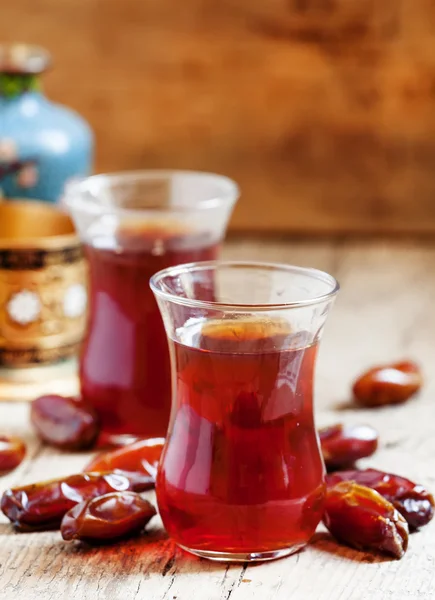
[151,261,339,562]
[65,171,238,440]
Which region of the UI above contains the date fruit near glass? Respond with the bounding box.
[150,261,339,561]
[64,171,239,441]
[0,356,433,556]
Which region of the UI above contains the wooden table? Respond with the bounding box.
[1,239,434,600]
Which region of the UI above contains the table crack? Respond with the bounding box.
[224,563,247,600]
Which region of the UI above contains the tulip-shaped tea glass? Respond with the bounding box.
[65,171,238,441]
[151,261,339,562]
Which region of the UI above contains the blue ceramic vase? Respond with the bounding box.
[0,44,93,203]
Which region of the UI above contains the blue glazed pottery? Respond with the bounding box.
[0,44,93,203]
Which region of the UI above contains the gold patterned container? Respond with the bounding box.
[0,201,87,374]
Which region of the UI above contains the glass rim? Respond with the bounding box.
[150,260,340,311]
[63,170,239,216]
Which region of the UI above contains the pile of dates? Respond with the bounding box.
[0,360,432,559]
[0,438,164,542]
[1,394,164,543]
[319,422,433,558]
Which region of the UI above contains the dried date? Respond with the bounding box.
[1,471,153,531]
[326,468,434,530]
[0,436,26,473]
[85,437,164,484]
[61,491,156,543]
[319,424,378,470]
[323,481,409,559]
[31,395,100,450]
[353,361,422,407]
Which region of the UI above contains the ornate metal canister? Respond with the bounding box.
[0,44,93,202]
[0,201,86,399]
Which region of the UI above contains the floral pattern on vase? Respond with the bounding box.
[7,290,42,325]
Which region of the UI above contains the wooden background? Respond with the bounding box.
[3,0,435,234]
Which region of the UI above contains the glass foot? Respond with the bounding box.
[178,543,305,563]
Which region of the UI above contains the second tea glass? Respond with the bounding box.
[151,261,339,562]
[65,171,238,441]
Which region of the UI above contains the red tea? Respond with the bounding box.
[157,319,326,555]
[81,226,218,439]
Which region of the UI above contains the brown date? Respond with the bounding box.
[0,436,26,473]
[353,361,422,407]
[85,437,164,484]
[31,394,100,450]
[323,481,409,559]
[326,468,434,530]
[1,471,153,531]
[61,491,156,543]
[319,423,378,470]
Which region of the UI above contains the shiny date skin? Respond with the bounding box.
[61,492,156,544]
[319,424,378,471]
[85,438,164,483]
[1,471,153,531]
[323,481,409,559]
[0,436,26,473]
[353,361,423,407]
[31,395,100,450]
[326,468,434,530]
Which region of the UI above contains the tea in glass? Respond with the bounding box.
[151,262,339,561]
[65,171,238,440]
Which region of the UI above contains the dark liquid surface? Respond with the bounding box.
[157,319,325,554]
[81,228,218,438]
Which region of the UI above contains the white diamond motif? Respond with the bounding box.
[7,290,41,325]
[63,284,87,318]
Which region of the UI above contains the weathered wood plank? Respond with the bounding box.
[0,239,434,599]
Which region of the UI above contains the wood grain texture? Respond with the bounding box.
[0,238,435,599]
[3,2,435,233]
